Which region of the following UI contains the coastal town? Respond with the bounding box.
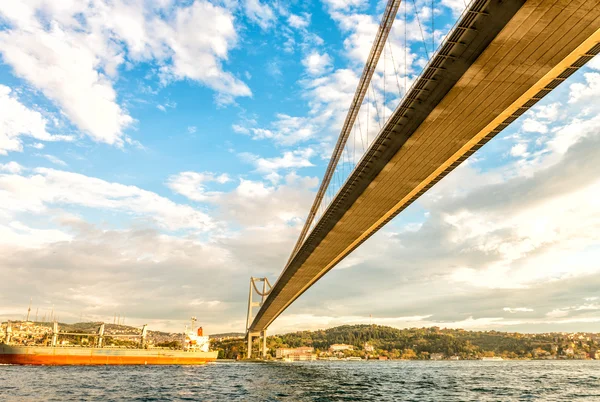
[204,325,600,361]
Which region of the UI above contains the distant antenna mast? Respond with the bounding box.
[26,298,32,322]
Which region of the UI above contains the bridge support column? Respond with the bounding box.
[261,330,267,359]
[247,332,252,359]
[247,331,260,359]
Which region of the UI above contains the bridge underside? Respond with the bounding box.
[250,0,600,332]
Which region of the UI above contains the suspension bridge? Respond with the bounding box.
[245,0,600,357]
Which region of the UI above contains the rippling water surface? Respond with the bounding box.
[1,360,600,401]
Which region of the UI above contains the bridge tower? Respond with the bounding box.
[246,277,272,359]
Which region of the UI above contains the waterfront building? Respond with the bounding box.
[329,344,354,352]
[275,347,315,360]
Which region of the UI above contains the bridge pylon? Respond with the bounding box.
[245,276,272,359]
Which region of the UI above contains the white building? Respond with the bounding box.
[329,344,354,352]
[430,353,445,360]
[276,347,314,359]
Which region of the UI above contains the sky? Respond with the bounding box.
[0,0,599,335]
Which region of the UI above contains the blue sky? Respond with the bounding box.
[1,0,600,335]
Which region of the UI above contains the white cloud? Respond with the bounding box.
[322,0,368,11]
[288,13,310,29]
[0,161,23,174]
[546,309,570,318]
[247,2,421,156]
[0,222,247,333]
[0,85,73,154]
[521,118,548,133]
[218,172,318,226]
[156,101,177,113]
[302,68,361,132]
[0,12,133,146]
[240,114,317,145]
[155,2,251,98]
[166,171,230,202]
[41,154,68,166]
[534,102,561,121]
[232,124,250,134]
[187,126,197,134]
[302,51,333,76]
[241,148,315,173]
[244,0,275,30]
[189,299,221,307]
[0,0,250,147]
[0,221,72,248]
[503,307,534,313]
[440,0,467,17]
[547,113,600,155]
[569,73,600,104]
[509,143,528,157]
[0,167,215,232]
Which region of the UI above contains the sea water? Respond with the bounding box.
[1,360,599,401]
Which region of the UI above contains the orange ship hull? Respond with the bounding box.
[0,345,218,366]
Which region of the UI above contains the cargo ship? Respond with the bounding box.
[0,320,218,366]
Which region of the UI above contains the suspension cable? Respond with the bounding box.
[384,43,387,125]
[432,0,435,53]
[405,1,408,93]
[251,278,273,297]
[358,115,365,152]
[371,83,382,129]
[366,84,370,152]
[285,0,403,265]
[388,41,402,96]
[410,0,430,60]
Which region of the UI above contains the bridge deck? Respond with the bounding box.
[250,0,600,332]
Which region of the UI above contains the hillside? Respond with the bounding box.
[211,325,600,360]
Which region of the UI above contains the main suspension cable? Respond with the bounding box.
[285,0,403,265]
